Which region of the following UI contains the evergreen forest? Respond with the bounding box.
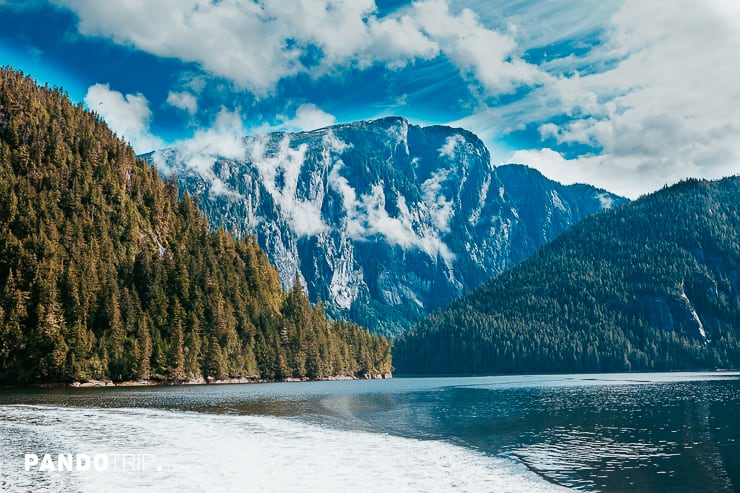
[394,176,740,373]
[0,68,391,384]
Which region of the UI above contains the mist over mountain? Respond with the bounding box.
[152,117,625,334]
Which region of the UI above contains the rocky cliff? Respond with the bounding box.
[152,117,625,334]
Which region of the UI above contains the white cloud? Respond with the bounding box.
[152,108,246,198]
[476,0,740,198]
[280,104,336,132]
[55,0,541,99]
[66,0,740,199]
[439,134,465,159]
[413,0,542,95]
[421,169,454,233]
[166,91,198,115]
[248,136,329,237]
[325,138,454,263]
[508,148,611,190]
[508,145,738,200]
[84,83,164,153]
[54,0,439,95]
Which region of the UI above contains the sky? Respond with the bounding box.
[0,0,738,199]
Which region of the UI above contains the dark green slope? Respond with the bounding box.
[0,68,390,384]
[393,176,740,373]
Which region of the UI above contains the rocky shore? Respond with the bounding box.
[31,373,393,388]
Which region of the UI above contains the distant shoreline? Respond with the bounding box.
[0,373,393,389]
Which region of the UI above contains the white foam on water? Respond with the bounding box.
[0,405,571,493]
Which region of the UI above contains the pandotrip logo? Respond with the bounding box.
[23,453,175,473]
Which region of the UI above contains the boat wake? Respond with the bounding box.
[0,404,570,492]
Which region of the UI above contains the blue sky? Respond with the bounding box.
[1,0,738,198]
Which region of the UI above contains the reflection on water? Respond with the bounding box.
[1,372,738,492]
[504,381,740,492]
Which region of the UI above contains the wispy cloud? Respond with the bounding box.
[325,131,454,263]
[248,135,329,237]
[466,0,740,198]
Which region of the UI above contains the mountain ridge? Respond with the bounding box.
[153,116,626,334]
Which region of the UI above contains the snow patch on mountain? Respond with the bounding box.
[550,190,567,212]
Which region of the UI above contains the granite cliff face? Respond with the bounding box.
[152,117,625,334]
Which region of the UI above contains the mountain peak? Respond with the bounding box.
[155,119,624,334]
[367,115,409,127]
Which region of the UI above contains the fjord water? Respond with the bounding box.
[1,373,738,492]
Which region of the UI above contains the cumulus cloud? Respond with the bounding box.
[496,0,740,198]
[67,0,740,199]
[54,0,540,99]
[280,104,336,132]
[509,148,615,191]
[53,0,439,95]
[412,0,541,95]
[509,144,738,201]
[166,91,198,115]
[84,83,164,153]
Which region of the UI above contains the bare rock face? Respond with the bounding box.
[152,117,625,335]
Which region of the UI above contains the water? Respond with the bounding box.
[1,372,738,492]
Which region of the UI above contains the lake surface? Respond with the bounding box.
[1,372,738,492]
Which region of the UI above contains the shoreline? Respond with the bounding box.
[4,369,737,389]
[1,372,393,389]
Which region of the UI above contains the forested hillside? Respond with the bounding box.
[0,68,391,384]
[394,176,740,373]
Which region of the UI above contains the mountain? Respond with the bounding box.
[0,68,391,384]
[152,117,625,334]
[393,176,740,373]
